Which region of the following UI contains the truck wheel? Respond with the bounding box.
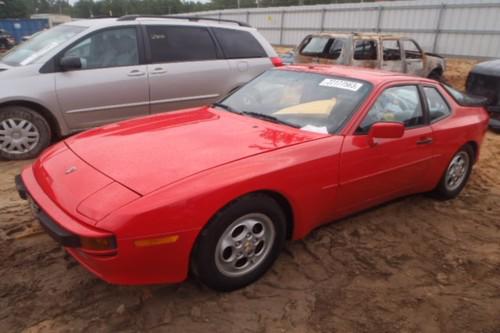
[0,106,51,160]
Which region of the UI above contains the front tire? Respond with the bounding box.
[432,145,474,200]
[191,193,287,292]
[0,106,51,160]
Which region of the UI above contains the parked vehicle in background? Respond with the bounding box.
[466,60,500,132]
[294,33,445,80]
[16,65,489,291]
[0,15,281,160]
[0,29,16,50]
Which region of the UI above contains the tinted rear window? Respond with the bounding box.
[213,28,267,59]
[146,26,217,63]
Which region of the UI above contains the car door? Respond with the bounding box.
[381,39,404,73]
[402,39,425,76]
[55,26,149,130]
[337,84,434,215]
[211,27,273,90]
[352,38,379,69]
[144,25,233,114]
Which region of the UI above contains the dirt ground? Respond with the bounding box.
[1,59,500,333]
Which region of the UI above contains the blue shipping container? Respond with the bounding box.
[0,19,49,44]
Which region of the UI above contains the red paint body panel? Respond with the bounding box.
[21,65,489,285]
[65,107,322,195]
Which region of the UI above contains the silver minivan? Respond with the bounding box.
[0,15,280,160]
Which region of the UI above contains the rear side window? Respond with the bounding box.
[146,26,217,63]
[382,40,401,61]
[213,28,266,59]
[354,40,377,60]
[423,86,451,121]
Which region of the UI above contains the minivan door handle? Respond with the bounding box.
[127,69,146,77]
[150,67,167,75]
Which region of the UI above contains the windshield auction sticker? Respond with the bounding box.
[319,79,363,91]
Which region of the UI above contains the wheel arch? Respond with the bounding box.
[0,100,62,139]
[465,140,479,163]
[189,189,295,270]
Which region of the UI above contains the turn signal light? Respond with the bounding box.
[80,236,117,256]
[134,235,179,247]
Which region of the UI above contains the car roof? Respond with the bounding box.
[307,32,403,39]
[280,64,436,85]
[470,59,500,77]
[67,17,255,31]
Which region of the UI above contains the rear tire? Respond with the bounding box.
[191,193,287,292]
[432,144,474,200]
[0,106,51,160]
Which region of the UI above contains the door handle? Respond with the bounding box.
[416,137,433,145]
[150,67,167,75]
[127,69,145,77]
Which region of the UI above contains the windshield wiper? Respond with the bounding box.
[212,102,242,114]
[241,111,300,128]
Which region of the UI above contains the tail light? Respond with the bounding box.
[80,235,117,256]
[270,57,284,67]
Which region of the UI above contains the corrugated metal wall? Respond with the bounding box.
[183,0,500,58]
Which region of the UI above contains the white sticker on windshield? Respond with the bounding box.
[319,78,363,91]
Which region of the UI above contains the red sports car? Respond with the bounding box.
[16,65,489,291]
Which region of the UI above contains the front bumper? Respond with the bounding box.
[16,174,80,247]
[16,168,198,285]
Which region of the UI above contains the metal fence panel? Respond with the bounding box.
[185,0,500,58]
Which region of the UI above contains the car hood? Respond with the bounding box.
[65,107,324,195]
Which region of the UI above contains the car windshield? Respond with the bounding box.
[218,69,372,134]
[1,25,86,66]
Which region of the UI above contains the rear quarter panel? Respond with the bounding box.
[428,86,489,187]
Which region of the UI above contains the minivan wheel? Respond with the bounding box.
[0,106,51,160]
[432,145,474,200]
[192,193,287,292]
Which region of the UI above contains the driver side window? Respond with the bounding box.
[64,27,139,70]
[358,85,424,133]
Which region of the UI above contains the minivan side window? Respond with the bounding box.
[147,26,217,63]
[213,28,267,59]
[423,86,451,121]
[353,40,377,61]
[64,27,139,69]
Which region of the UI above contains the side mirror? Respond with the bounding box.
[60,56,82,71]
[368,122,404,146]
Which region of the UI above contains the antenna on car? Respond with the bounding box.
[117,15,251,27]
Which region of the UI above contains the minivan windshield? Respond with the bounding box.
[218,70,372,134]
[1,25,86,66]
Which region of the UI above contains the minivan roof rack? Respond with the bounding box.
[117,15,251,27]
